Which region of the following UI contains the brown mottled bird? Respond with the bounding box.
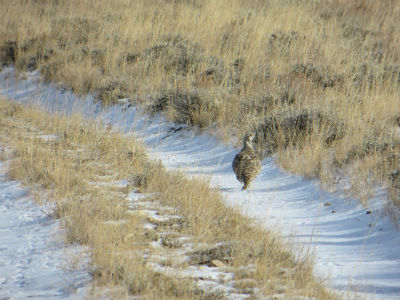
[232,133,261,190]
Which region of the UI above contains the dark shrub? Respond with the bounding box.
[0,41,17,66]
[254,109,345,157]
[151,89,220,127]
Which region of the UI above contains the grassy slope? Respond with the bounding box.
[1,0,399,207]
[0,98,335,299]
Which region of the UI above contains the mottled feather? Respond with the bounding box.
[232,133,261,190]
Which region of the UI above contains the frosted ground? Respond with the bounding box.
[0,160,90,300]
[0,67,399,299]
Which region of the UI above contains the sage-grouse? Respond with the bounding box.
[232,133,261,190]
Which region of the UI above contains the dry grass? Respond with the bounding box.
[1,0,399,208]
[0,98,335,299]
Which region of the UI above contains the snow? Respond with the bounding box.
[144,124,400,300]
[0,161,90,300]
[38,134,61,142]
[1,67,400,299]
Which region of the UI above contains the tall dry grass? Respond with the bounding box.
[0,0,399,205]
[0,98,335,299]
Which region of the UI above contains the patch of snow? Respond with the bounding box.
[0,160,90,300]
[128,191,152,203]
[104,220,128,226]
[38,134,61,142]
[1,67,400,299]
[88,179,129,188]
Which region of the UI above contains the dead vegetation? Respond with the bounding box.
[1,0,399,207]
[0,98,335,299]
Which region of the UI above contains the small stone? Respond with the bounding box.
[323,202,332,206]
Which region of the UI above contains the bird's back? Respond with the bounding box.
[232,147,261,183]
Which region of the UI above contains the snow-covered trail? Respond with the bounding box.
[0,161,90,300]
[1,68,399,299]
[146,128,400,299]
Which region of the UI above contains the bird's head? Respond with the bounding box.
[243,133,256,148]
